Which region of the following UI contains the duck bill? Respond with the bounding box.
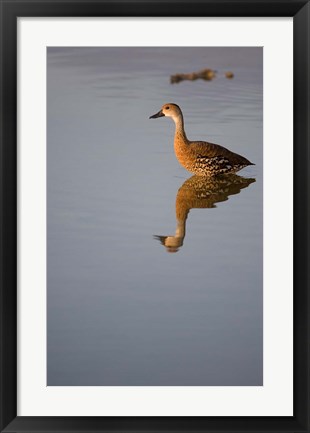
[149,110,165,119]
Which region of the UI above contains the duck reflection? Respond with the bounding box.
[154,174,255,253]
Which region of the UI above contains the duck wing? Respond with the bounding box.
[190,140,253,166]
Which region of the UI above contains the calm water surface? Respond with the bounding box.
[47,47,263,386]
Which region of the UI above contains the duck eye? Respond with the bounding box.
[166,106,170,110]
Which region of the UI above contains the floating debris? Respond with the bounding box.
[170,68,216,84]
[225,71,234,79]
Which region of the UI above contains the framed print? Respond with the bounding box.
[0,1,309,432]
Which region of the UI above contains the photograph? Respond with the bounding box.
[1,1,309,431]
[47,46,263,386]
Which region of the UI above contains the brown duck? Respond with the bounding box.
[154,174,255,252]
[150,103,254,176]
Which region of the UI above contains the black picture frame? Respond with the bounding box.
[0,1,309,432]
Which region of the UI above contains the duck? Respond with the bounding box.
[154,174,255,252]
[149,103,254,176]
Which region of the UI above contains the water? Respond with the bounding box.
[47,47,263,386]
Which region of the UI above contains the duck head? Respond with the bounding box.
[149,103,182,121]
[153,235,184,253]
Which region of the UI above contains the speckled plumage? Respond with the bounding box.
[150,103,254,176]
[154,174,255,252]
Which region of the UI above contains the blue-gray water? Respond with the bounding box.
[47,47,263,386]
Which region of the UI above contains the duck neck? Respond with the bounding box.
[173,114,189,143]
[175,219,186,239]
